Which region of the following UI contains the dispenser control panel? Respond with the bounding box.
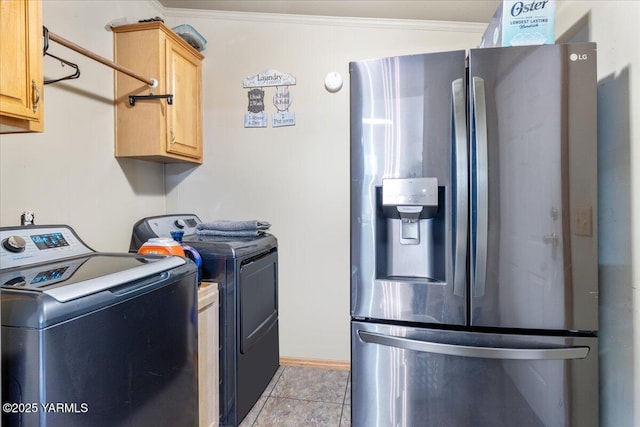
[382,178,438,206]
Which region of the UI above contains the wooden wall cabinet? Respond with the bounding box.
[198,282,220,427]
[113,22,203,164]
[0,0,44,133]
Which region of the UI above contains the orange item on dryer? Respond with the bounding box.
[137,237,185,257]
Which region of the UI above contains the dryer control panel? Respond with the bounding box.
[130,214,202,251]
[0,226,93,270]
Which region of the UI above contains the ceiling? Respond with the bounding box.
[157,0,502,23]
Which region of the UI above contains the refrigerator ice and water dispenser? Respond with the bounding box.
[377,177,445,282]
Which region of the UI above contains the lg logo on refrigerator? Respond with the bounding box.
[570,53,588,61]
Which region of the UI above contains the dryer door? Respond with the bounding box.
[235,249,279,425]
[239,249,278,353]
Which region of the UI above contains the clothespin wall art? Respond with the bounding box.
[243,69,296,128]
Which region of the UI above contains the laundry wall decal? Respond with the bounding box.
[243,69,296,128]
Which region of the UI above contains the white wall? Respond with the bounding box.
[556,2,640,426]
[161,9,485,361]
[0,1,167,252]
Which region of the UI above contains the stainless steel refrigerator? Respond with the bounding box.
[350,43,598,427]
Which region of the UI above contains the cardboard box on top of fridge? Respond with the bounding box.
[479,0,556,48]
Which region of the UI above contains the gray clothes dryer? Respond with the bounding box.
[130,214,279,427]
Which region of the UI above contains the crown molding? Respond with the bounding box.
[152,1,486,34]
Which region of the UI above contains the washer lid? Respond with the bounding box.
[1,253,185,302]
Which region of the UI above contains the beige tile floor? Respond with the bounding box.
[239,366,351,427]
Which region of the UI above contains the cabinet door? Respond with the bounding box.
[165,40,202,160]
[0,0,43,130]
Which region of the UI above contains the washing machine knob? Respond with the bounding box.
[174,219,186,229]
[3,235,26,253]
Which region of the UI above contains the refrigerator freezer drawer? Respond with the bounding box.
[351,321,598,427]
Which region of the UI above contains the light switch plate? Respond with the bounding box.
[575,206,593,237]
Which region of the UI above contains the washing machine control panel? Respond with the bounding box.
[143,214,201,237]
[0,226,93,270]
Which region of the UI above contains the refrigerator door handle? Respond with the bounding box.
[472,76,488,297]
[359,330,590,360]
[451,78,468,297]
